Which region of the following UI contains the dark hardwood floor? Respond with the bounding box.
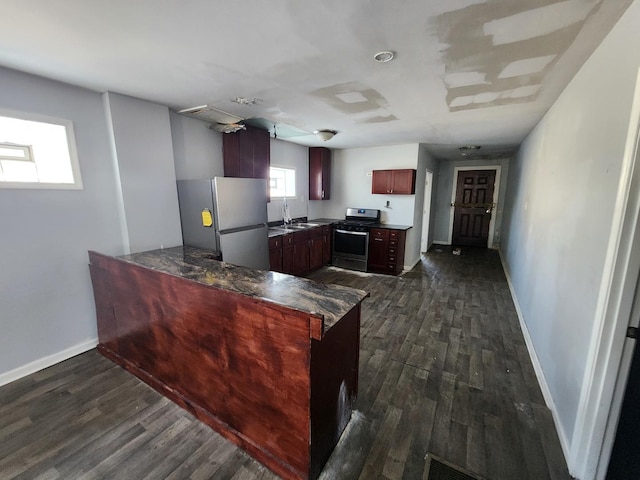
[0,247,571,480]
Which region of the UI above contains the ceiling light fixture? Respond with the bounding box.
[374,51,395,63]
[314,129,337,141]
[459,145,481,156]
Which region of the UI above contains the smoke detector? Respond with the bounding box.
[374,51,395,63]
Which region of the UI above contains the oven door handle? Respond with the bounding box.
[336,229,369,236]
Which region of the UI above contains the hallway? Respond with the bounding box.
[311,247,570,479]
[0,248,571,479]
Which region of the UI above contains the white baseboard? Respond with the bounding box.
[498,249,572,465]
[0,337,98,387]
[431,240,449,245]
[404,258,421,272]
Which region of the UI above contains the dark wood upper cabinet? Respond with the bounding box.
[371,169,416,195]
[309,147,331,200]
[223,125,270,180]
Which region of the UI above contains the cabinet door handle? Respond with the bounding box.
[374,238,383,242]
[321,190,324,199]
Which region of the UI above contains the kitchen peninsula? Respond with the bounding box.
[88,246,368,480]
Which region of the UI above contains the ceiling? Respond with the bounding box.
[0,0,632,160]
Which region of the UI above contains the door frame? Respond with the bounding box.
[570,67,640,480]
[447,165,501,248]
[421,170,434,252]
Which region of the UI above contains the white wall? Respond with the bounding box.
[170,111,224,180]
[0,68,124,383]
[500,1,640,475]
[103,92,183,253]
[308,144,422,267]
[0,69,188,385]
[417,145,440,251]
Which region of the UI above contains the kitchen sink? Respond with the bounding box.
[281,225,308,230]
[269,223,322,234]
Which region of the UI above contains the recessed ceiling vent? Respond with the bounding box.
[177,105,245,133]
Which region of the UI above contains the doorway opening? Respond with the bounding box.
[448,166,501,248]
[421,170,434,253]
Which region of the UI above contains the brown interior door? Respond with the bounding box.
[452,169,496,247]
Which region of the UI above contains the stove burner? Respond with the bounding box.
[335,208,381,232]
[335,219,378,232]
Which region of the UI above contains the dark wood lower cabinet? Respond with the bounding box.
[293,231,310,276]
[270,226,332,275]
[309,229,324,271]
[88,250,363,480]
[368,228,407,275]
[269,236,283,272]
[322,225,332,265]
[283,242,294,274]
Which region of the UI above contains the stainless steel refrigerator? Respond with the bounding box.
[176,177,269,270]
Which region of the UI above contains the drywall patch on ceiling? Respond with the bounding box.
[508,85,541,98]
[360,115,398,124]
[433,0,604,112]
[484,0,597,45]
[311,82,390,114]
[445,71,488,88]
[335,91,369,104]
[498,55,557,79]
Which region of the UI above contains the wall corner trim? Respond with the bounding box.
[498,249,572,466]
[0,337,99,387]
[403,258,421,272]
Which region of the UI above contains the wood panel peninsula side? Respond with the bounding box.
[88,246,368,480]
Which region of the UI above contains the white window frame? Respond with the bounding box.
[0,143,34,162]
[269,165,297,199]
[0,108,83,190]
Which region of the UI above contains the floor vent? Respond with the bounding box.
[425,454,484,480]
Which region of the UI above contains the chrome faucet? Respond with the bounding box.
[282,198,292,225]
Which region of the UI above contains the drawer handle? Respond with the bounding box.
[374,238,383,242]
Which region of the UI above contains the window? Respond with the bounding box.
[269,166,296,198]
[0,111,82,189]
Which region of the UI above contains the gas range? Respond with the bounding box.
[334,208,381,232]
[332,208,381,272]
[333,220,376,232]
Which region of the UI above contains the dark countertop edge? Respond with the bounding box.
[111,246,369,333]
[372,224,413,230]
[268,219,412,236]
[308,218,343,224]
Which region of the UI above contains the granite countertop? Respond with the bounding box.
[372,223,412,231]
[308,218,342,224]
[268,219,341,238]
[266,218,411,236]
[117,246,369,332]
